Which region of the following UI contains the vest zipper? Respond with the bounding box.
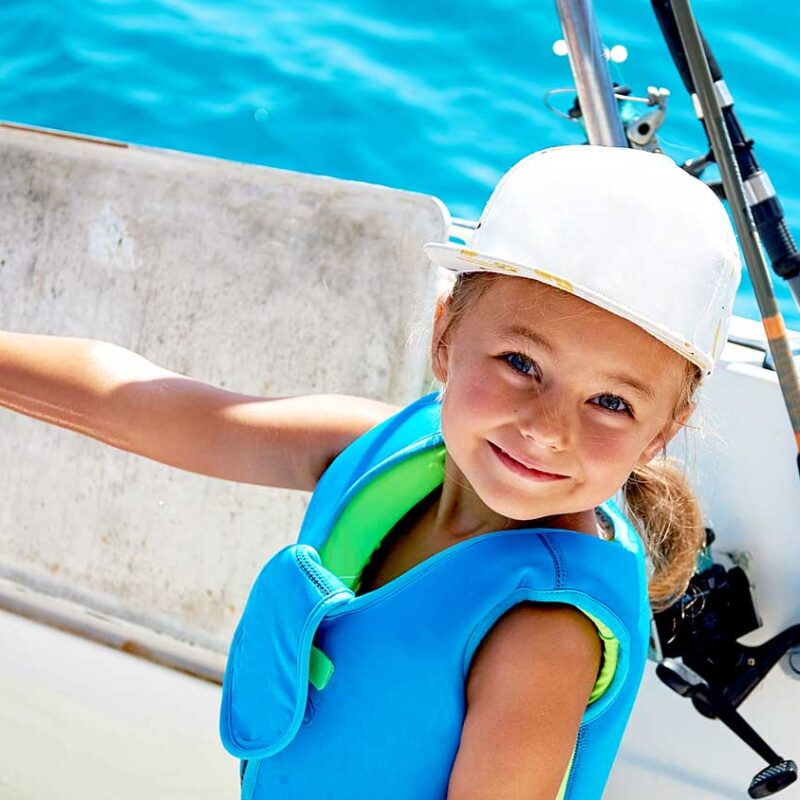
[294,549,339,596]
[565,727,586,798]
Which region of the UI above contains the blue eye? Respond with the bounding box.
[592,394,632,415]
[504,352,538,377]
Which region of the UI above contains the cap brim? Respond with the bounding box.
[423,241,713,375]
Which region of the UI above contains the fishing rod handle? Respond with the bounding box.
[651,0,722,93]
[654,0,800,283]
[753,209,800,281]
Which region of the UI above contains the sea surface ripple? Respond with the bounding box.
[0,0,798,323]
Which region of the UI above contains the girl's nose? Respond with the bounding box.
[516,396,571,451]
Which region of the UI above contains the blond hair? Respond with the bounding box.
[439,272,705,612]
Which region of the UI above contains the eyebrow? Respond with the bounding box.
[599,372,656,402]
[504,325,558,356]
[502,324,657,402]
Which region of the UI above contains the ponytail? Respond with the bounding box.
[622,457,705,612]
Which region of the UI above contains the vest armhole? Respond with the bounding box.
[462,588,630,725]
[462,590,629,800]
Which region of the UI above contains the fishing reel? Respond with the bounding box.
[547,38,671,153]
[651,528,800,797]
[545,81,670,153]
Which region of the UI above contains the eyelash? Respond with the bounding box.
[500,352,634,417]
[503,352,539,379]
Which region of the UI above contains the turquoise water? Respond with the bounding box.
[1,1,798,324]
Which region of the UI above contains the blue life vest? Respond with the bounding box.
[219,392,651,799]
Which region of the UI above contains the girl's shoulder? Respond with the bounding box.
[450,600,602,797]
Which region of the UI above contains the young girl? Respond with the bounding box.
[1,145,739,799]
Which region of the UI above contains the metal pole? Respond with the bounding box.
[672,0,800,457]
[554,0,627,147]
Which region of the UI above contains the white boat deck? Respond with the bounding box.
[0,608,237,799]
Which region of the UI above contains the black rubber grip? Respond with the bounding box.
[752,199,800,280]
[652,0,695,92]
[702,31,723,82]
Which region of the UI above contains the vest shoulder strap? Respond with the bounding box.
[298,392,444,550]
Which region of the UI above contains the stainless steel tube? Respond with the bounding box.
[555,0,627,147]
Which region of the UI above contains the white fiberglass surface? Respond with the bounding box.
[0,608,237,800]
[609,323,800,799]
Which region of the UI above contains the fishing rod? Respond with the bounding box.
[650,0,800,313]
[654,0,800,476]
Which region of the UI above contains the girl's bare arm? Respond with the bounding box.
[0,331,398,490]
[447,602,602,800]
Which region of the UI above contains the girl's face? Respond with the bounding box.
[432,276,692,522]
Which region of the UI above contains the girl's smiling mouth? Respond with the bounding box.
[488,441,570,481]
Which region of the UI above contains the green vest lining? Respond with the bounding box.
[316,443,619,707]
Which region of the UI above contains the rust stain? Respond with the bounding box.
[1,121,129,149]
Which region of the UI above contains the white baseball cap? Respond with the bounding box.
[424,145,742,375]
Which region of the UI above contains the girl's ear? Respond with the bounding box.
[636,403,694,467]
[431,295,453,383]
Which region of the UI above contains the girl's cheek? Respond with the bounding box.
[451,358,505,415]
[581,428,642,486]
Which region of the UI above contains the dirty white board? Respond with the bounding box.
[0,123,448,648]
